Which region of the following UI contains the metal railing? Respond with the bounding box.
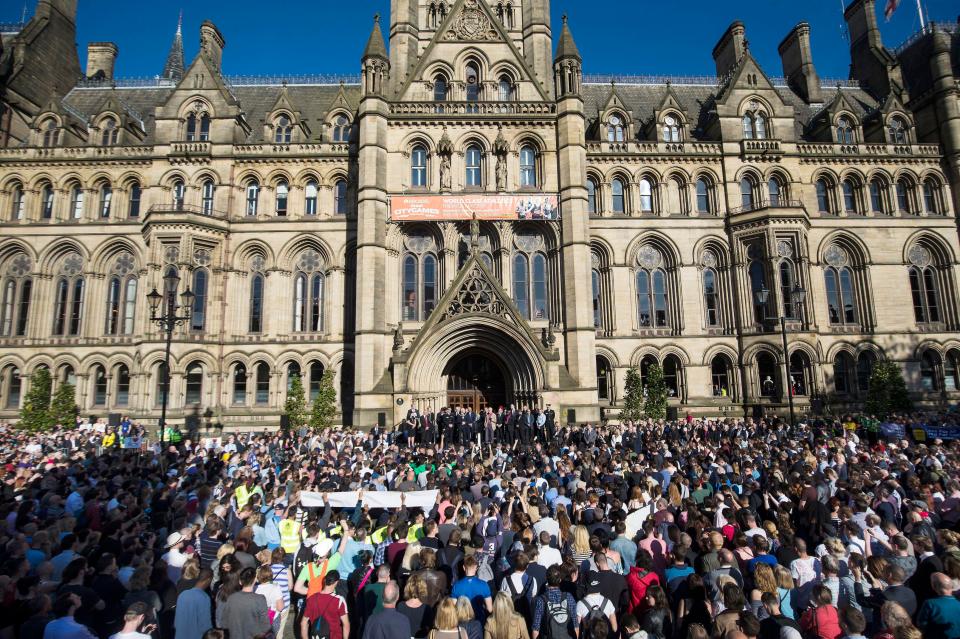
[894,22,958,54]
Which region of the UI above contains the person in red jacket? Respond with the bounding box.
[626,549,660,616]
[800,584,842,639]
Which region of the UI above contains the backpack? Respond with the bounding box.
[539,595,572,639]
[310,595,335,639]
[582,596,609,625]
[504,573,533,618]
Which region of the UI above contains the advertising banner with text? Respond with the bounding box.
[390,194,559,221]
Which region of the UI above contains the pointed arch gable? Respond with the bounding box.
[39,239,89,274]
[625,231,682,268]
[701,344,740,367]
[904,231,955,265]
[91,238,142,274]
[817,231,871,266]
[233,239,275,270]
[629,346,661,367]
[278,236,334,271]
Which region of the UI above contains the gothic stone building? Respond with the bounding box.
[1,0,959,428]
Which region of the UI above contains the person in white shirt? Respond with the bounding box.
[161,531,191,584]
[536,531,563,568]
[109,602,154,639]
[575,587,618,634]
[533,505,560,543]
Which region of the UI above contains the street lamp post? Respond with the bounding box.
[754,283,807,427]
[147,271,194,470]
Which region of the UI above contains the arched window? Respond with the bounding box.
[779,259,799,319]
[920,351,941,392]
[512,254,529,319]
[857,351,876,394]
[711,355,732,398]
[434,74,449,101]
[896,177,913,213]
[10,183,24,220]
[41,184,54,219]
[842,179,858,213]
[869,178,885,214]
[465,63,480,102]
[201,180,215,215]
[836,117,855,144]
[172,180,185,209]
[740,177,755,210]
[663,355,682,398]
[185,113,197,141]
[309,361,324,400]
[945,350,960,392]
[249,273,264,333]
[757,352,778,397]
[596,355,612,401]
[662,115,681,142]
[703,267,719,327]
[531,253,547,320]
[0,256,31,338]
[287,362,301,392]
[888,117,908,144]
[742,114,754,140]
[100,117,119,146]
[275,181,288,216]
[411,145,428,188]
[199,114,210,141]
[402,254,418,321]
[96,182,112,219]
[245,180,260,216]
[305,180,318,215]
[789,351,810,396]
[611,178,625,214]
[3,366,21,408]
[70,184,84,219]
[292,249,325,333]
[115,364,130,406]
[59,364,76,387]
[334,179,348,215]
[923,178,942,215]
[636,265,668,327]
[498,76,513,102]
[275,115,293,143]
[754,113,767,139]
[127,182,141,218]
[52,259,84,337]
[105,271,138,336]
[332,115,350,142]
[816,178,832,213]
[768,177,782,207]
[184,362,203,405]
[401,245,438,322]
[465,145,483,187]
[190,269,207,331]
[586,178,598,214]
[591,268,602,328]
[824,266,857,325]
[254,362,270,405]
[639,178,654,213]
[154,362,167,407]
[607,114,624,143]
[909,265,941,324]
[519,145,537,187]
[834,352,854,395]
[695,177,711,214]
[232,363,247,404]
[749,259,767,323]
[42,119,59,147]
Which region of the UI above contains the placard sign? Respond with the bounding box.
[390,194,559,221]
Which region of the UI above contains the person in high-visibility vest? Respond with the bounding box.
[234,477,255,510]
[278,508,302,555]
[101,430,116,448]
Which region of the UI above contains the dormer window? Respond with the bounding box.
[742,111,768,140]
[662,115,681,142]
[42,119,59,147]
[100,118,119,146]
[607,115,624,143]
[836,117,855,145]
[332,115,350,142]
[274,116,293,144]
[186,112,210,142]
[888,117,908,144]
[434,75,449,101]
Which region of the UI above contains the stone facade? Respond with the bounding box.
[0,0,959,428]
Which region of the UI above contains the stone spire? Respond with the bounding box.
[161,11,184,82]
[362,14,388,61]
[554,15,581,62]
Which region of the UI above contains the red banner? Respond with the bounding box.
[390,194,559,221]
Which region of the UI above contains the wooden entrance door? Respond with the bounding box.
[446,354,506,411]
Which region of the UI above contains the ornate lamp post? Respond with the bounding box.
[754,283,807,427]
[146,271,194,469]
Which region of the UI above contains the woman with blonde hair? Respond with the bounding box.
[456,596,483,639]
[749,564,778,620]
[484,592,529,639]
[570,525,592,564]
[773,564,796,620]
[430,598,466,639]
[399,573,433,639]
[556,508,574,547]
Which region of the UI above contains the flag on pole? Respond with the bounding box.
[884,0,901,21]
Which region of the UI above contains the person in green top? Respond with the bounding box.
[293,535,347,598]
[691,478,713,505]
[362,565,392,617]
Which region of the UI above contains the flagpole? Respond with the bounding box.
[915,0,926,29]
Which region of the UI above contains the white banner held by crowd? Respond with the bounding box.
[300,490,438,510]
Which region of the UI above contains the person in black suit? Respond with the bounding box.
[519,406,533,445]
[505,404,517,445]
[544,404,556,441]
[423,410,437,445]
[460,407,474,446]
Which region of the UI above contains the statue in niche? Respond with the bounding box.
[495,155,507,192]
[440,155,452,191]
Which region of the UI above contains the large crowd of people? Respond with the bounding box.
[2,409,960,639]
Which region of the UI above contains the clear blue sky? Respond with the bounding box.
[6,0,957,79]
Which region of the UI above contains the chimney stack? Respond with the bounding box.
[199,20,225,71]
[778,23,821,103]
[713,21,747,78]
[86,42,118,80]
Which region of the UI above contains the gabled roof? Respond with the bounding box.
[94,91,145,132]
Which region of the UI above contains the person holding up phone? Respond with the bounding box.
[109,602,155,639]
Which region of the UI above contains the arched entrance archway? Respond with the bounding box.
[445,351,507,411]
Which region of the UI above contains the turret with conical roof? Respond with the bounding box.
[161,11,184,82]
[361,14,389,96]
[554,15,582,97]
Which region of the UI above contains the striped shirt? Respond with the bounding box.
[271,563,291,608]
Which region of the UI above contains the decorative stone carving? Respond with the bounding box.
[296,249,323,273]
[701,250,718,268]
[637,245,663,269]
[591,252,601,269]
[823,244,848,267]
[908,245,931,268]
[393,323,404,350]
[163,246,180,264]
[776,240,793,258]
[514,234,544,253]
[444,264,507,319]
[113,252,136,276]
[193,248,212,267]
[495,156,507,192]
[444,0,499,41]
[8,254,31,277]
[405,235,437,254]
[250,255,266,272]
[61,253,83,276]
